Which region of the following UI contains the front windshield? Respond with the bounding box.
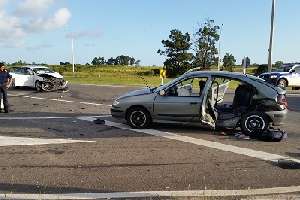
[33,68,54,74]
[154,75,183,92]
[272,66,292,72]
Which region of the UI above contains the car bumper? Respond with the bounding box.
[265,109,288,126]
[111,107,125,119]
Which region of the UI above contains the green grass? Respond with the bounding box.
[51,64,258,87]
[64,72,172,87]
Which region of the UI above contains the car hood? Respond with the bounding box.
[260,72,289,76]
[118,87,153,99]
[37,72,63,79]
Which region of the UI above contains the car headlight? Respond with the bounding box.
[270,75,278,79]
[112,100,120,106]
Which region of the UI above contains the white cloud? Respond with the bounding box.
[0,11,26,45]
[26,8,71,32]
[15,0,54,16]
[0,1,71,48]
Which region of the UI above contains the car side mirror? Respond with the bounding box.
[289,69,295,73]
[159,90,166,96]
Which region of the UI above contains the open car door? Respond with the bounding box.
[199,79,229,128]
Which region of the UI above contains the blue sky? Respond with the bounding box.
[0,0,299,66]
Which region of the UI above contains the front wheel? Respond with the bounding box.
[35,81,42,92]
[126,107,151,129]
[240,112,269,136]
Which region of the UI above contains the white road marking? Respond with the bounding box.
[29,96,45,100]
[0,136,94,147]
[50,98,74,103]
[1,186,300,199]
[77,115,111,121]
[78,117,300,165]
[9,93,111,107]
[79,101,104,106]
[0,116,70,120]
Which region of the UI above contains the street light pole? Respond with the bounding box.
[71,38,75,73]
[268,0,276,72]
[217,24,223,71]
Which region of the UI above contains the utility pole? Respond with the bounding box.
[71,38,75,73]
[268,0,276,72]
[217,24,223,71]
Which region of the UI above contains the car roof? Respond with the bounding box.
[182,70,284,95]
[19,65,49,69]
[183,70,251,80]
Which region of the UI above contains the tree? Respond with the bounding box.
[11,60,27,66]
[92,57,105,65]
[106,57,115,65]
[193,19,220,69]
[157,29,193,77]
[222,53,236,72]
[60,62,70,65]
[274,60,283,68]
[129,57,135,65]
[135,59,141,66]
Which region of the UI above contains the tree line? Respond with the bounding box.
[158,19,238,77]
[90,55,141,66]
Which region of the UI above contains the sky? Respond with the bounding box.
[0,0,299,66]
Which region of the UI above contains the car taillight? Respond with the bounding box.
[277,94,288,109]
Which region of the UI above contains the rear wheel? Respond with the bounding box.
[126,107,151,129]
[277,79,287,89]
[240,112,269,136]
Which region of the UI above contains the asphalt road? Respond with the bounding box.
[0,84,300,199]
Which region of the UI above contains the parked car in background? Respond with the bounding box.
[111,71,288,135]
[259,63,300,89]
[10,65,68,92]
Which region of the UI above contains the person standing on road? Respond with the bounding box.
[0,63,12,113]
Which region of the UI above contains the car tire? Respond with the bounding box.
[240,112,269,136]
[126,107,152,129]
[35,81,42,92]
[277,79,287,89]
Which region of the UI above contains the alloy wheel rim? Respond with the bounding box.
[245,115,265,133]
[130,111,146,127]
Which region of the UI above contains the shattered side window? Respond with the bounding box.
[33,68,54,74]
[166,77,208,97]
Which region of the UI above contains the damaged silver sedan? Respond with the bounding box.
[111,71,288,135]
[10,65,68,92]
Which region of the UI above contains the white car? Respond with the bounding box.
[10,65,68,92]
[259,63,300,89]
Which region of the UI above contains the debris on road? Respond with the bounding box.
[93,118,105,124]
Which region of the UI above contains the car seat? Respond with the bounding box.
[216,83,254,124]
[232,84,253,112]
[199,80,206,96]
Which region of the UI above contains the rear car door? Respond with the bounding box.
[289,65,300,86]
[13,68,32,87]
[153,76,208,122]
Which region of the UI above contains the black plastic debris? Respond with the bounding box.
[276,159,300,169]
[93,118,105,125]
[249,128,287,142]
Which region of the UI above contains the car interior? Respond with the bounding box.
[206,77,256,128]
[166,77,208,97]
